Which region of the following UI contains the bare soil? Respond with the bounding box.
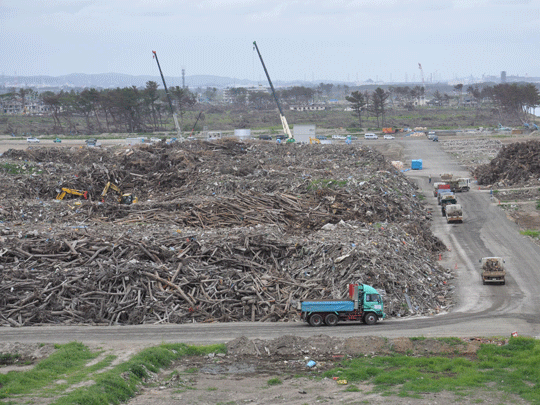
[3,336,529,405]
[125,335,528,405]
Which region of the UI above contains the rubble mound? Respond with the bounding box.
[473,140,540,186]
[0,140,452,326]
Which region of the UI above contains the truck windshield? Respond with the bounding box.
[366,294,381,303]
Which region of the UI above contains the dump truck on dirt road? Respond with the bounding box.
[437,188,454,205]
[445,204,463,223]
[441,194,457,215]
[480,257,506,285]
[297,284,385,327]
[433,182,449,197]
[448,178,471,192]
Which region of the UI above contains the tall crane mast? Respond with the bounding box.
[418,63,425,86]
[152,51,183,141]
[252,41,294,143]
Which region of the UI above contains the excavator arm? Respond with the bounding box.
[101,182,138,204]
[56,188,88,200]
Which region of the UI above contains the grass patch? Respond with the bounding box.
[323,337,540,403]
[520,230,540,239]
[0,353,21,366]
[0,163,42,175]
[267,377,283,386]
[435,337,465,346]
[536,200,540,210]
[0,342,226,405]
[0,342,101,399]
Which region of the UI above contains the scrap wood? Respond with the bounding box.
[0,140,453,326]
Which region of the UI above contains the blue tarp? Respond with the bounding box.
[301,300,354,313]
[411,159,423,170]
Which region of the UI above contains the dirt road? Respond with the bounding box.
[1,136,539,346]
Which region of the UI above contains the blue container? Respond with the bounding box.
[411,159,423,170]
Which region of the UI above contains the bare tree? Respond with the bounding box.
[345,91,367,127]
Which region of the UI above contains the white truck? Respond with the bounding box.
[445,204,463,223]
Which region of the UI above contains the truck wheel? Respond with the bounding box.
[363,313,378,325]
[308,314,323,327]
[324,313,339,326]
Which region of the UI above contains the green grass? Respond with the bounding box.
[324,337,540,403]
[435,337,465,346]
[520,230,540,239]
[267,377,283,386]
[0,342,101,398]
[0,342,226,405]
[0,353,21,366]
[0,163,42,175]
[536,200,540,210]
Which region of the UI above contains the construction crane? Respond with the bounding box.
[152,51,183,141]
[252,41,294,143]
[418,63,425,86]
[189,111,203,138]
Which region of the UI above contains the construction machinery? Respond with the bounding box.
[252,41,294,143]
[56,188,88,201]
[101,182,138,205]
[480,257,506,285]
[297,284,385,326]
[189,111,203,138]
[309,137,321,144]
[152,50,183,141]
[441,194,457,216]
[448,178,471,192]
[445,204,463,223]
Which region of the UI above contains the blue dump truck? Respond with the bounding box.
[297,284,385,327]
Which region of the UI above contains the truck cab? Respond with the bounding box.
[437,188,453,205]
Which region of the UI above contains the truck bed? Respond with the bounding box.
[301,300,355,313]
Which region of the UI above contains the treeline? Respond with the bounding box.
[39,81,196,134]
[345,83,540,129]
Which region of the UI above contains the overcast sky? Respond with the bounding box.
[1,0,539,83]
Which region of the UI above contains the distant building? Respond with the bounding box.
[289,105,327,111]
[501,71,507,83]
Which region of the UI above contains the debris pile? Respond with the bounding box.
[473,140,540,186]
[483,258,503,272]
[440,138,502,168]
[0,140,451,326]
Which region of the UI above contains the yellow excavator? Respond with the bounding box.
[56,188,88,201]
[101,182,138,204]
[309,137,321,144]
